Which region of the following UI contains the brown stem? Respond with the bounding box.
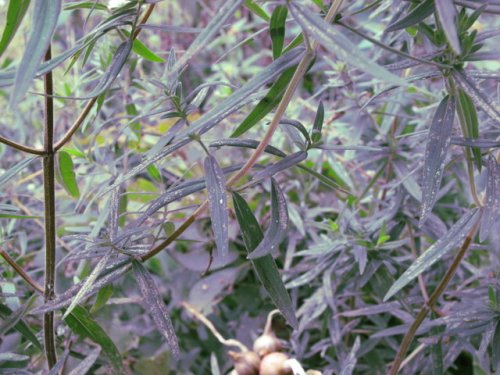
[0,135,45,155]
[389,214,481,375]
[0,248,44,294]
[43,45,57,369]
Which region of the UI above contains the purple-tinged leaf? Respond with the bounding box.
[0,156,37,189]
[311,101,324,143]
[0,0,30,58]
[64,306,123,374]
[451,137,500,148]
[62,249,114,320]
[479,156,500,242]
[132,260,179,359]
[289,3,407,86]
[386,0,434,32]
[232,192,298,328]
[47,349,69,375]
[384,208,481,301]
[452,70,500,123]
[340,336,360,375]
[248,178,289,259]
[493,320,500,371]
[168,0,244,77]
[420,95,456,226]
[435,0,461,55]
[252,151,308,183]
[209,139,286,157]
[10,0,61,108]
[68,347,101,375]
[204,155,229,259]
[0,301,42,351]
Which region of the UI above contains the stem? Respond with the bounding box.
[43,46,57,369]
[0,248,44,294]
[0,135,45,155]
[53,3,157,152]
[389,214,481,375]
[140,0,344,261]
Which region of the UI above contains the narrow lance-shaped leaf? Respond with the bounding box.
[132,260,179,359]
[479,156,499,242]
[456,88,481,170]
[58,151,80,198]
[435,0,462,55]
[450,137,500,148]
[420,95,455,226]
[248,178,289,259]
[244,0,270,21]
[251,151,308,183]
[10,0,61,108]
[0,156,37,189]
[204,155,229,259]
[0,303,42,350]
[210,139,286,157]
[289,3,407,86]
[0,0,31,58]
[62,249,114,320]
[231,66,297,138]
[47,350,69,375]
[311,101,324,143]
[384,208,480,301]
[121,29,165,63]
[270,5,288,60]
[68,347,101,375]
[169,0,244,77]
[386,0,434,32]
[232,192,298,328]
[493,320,500,372]
[64,305,124,374]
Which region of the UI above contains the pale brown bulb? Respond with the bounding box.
[259,352,293,375]
[229,351,260,375]
[252,333,281,357]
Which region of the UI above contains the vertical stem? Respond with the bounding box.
[43,45,57,368]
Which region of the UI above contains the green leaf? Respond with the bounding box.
[384,208,480,301]
[122,29,165,63]
[58,151,80,198]
[0,298,42,351]
[244,0,269,22]
[90,284,114,313]
[132,260,180,359]
[146,164,162,182]
[457,88,481,171]
[420,95,455,226]
[311,101,324,143]
[64,305,124,374]
[270,5,288,60]
[247,178,289,259]
[64,1,108,11]
[231,66,296,137]
[0,212,40,219]
[0,0,31,58]
[204,155,229,259]
[232,192,298,328]
[10,0,61,108]
[386,0,434,32]
[493,320,500,371]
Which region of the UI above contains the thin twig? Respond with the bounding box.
[182,301,248,352]
[0,135,45,155]
[389,213,481,375]
[0,248,44,294]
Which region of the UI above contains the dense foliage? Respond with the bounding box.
[0,0,499,374]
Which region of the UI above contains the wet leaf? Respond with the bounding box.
[270,5,288,60]
[204,155,229,259]
[290,3,407,86]
[384,208,480,301]
[435,0,462,55]
[451,137,500,148]
[132,260,179,359]
[209,139,286,157]
[0,0,30,58]
[58,151,80,198]
[420,95,455,226]
[10,0,61,108]
[68,347,101,375]
[0,297,41,350]
[479,156,499,242]
[64,305,123,374]
[386,0,434,32]
[247,178,289,259]
[232,192,298,328]
[252,151,308,183]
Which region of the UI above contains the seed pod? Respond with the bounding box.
[259,352,293,375]
[253,332,282,357]
[229,351,260,375]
